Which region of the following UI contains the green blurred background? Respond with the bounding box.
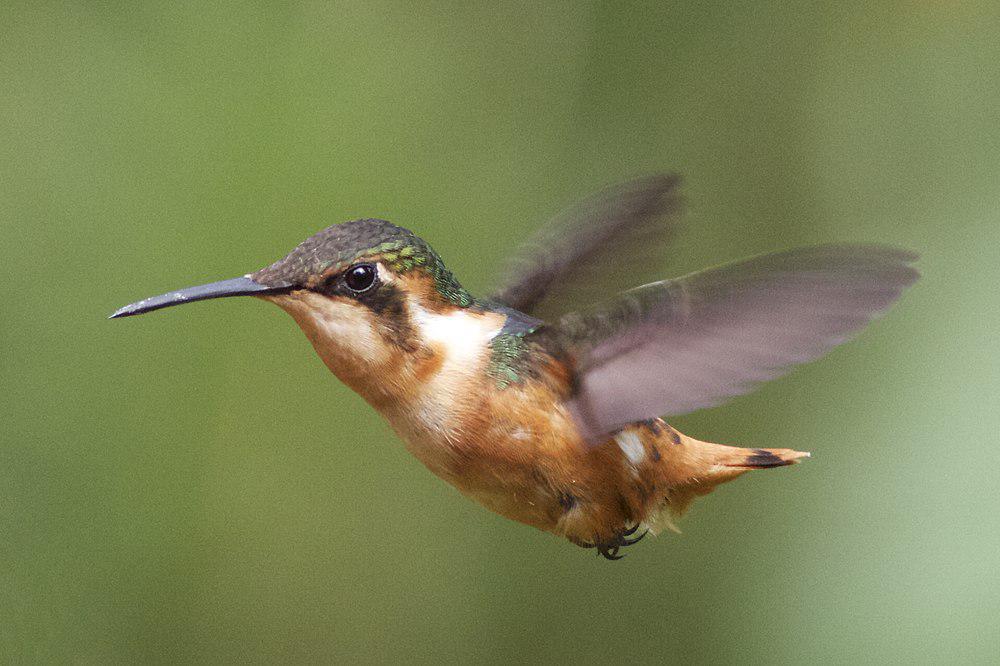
[3,1,998,663]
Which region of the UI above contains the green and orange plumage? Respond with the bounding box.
[111,175,918,559]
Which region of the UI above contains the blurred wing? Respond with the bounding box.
[559,244,920,442]
[489,174,683,320]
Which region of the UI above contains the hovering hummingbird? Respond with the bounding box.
[111,175,918,559]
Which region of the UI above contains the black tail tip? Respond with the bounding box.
[743,448,808,468]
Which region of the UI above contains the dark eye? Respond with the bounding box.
[344,263,377,293]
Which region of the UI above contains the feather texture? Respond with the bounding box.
[558,244,920,442]
[490,174,683,320]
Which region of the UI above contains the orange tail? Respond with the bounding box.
[650,429,809,532]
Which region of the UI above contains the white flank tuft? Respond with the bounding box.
[615,430,645,467]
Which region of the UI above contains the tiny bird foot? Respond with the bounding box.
[577,524,649,561]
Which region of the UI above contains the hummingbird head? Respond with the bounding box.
[111,219,503,408]
[249,218,473,305]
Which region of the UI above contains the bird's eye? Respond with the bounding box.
[344,263,377,293]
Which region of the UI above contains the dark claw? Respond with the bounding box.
[620,529,648,546]
[586,523,648,560]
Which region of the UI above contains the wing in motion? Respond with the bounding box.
[557,244,920,442]
[489,174,683,321]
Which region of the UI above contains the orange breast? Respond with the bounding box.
[385,353,665,546]
[373,319,806,552]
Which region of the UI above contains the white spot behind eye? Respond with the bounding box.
[408,300,500,368]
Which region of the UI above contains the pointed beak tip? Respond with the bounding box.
[107,276,289,320]
[108,305,134,319]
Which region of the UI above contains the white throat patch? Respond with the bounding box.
[389,298,504,442]
[408,300,502,372]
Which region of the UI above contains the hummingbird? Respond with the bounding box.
[111,175,918,560]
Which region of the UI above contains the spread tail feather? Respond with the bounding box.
[648,432,809,533]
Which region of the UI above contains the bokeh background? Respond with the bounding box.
[3,2,998,663]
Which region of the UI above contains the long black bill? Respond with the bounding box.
[109,276,292,319]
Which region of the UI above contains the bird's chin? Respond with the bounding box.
[255,290,301,308]
[261,290,391,377]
